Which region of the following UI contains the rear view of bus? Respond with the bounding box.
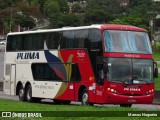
[100,24,158,107]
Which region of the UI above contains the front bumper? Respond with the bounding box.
[104,92,154,104]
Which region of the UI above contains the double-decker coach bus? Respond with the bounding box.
[4,24,158,107]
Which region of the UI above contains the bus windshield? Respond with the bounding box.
[106,58,153,84]
[103,30,152,54]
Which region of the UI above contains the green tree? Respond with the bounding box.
[72,3,83,13]
[38,0,45,13]
[83,0,122,25]
[0,7,16,33]
[111,15,148,29]
[14,14,36,29]
[43,0,60,17]
[84,9,112,25]
[50,13,81,28]
[57,0,69,13]
[129,0,153,8]
[86,0,122,14]
[0,0,38,33]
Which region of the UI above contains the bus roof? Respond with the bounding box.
[7,24,147,36]
[101,24,147,32]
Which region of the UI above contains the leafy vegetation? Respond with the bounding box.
[0,99,159,120]
[0,99,135,111]
[153,52,160,61]
[0,0,160,32]
[155,74,160,90]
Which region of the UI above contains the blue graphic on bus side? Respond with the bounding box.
[44,50,67,80]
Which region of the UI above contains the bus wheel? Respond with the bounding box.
[19,86,26,101]
[120,104,132,107]
[26,85,33,102]
[81,89,89,105]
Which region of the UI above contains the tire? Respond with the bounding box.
[18,86,26,101]
[120,104,132,107]
[81,89,89,105]
[26,85,33,102]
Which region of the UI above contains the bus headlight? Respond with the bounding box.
[145,89,154,94]
[111,89,114,92]
[107,88,118,93]
[107,88,111,91]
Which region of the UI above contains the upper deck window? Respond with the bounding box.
[104,30,152,54]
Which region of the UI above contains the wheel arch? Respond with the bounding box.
[78,84,87,102]
[16,81,23,95]
[25,81,31,93]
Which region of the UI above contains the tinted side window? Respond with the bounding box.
[7,34,44,51]
[25,34,44,50]
[32,63,81,81]
[32,63,62,81]
[7,35,18,51]
[61,30,89,49]
[17,35,25,50]
[89,29,102,50]
[70,64,81,81]
[74,30,88,48]
[46,32,61,49]
[61,31,74,49]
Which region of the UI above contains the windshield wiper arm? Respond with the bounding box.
[110,80,124,83]
[132,75,150,84]
[122,77,133,84]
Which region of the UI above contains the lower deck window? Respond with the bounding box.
[32,63,62,81]
[31,63,81,81]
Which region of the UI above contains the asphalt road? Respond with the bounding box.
[0,91,160,110]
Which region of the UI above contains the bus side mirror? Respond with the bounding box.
[154,62,158,78]
[154,68,158,78]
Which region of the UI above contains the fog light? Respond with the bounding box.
[114,90,117,93]
[145,91,149,94]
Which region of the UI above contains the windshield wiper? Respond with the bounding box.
[122,75,151,84]
[132,75,150,84]
[109,80,124,83]
[122,77,133,84]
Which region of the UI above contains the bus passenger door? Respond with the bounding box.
[67,82,75,101]
[95,63,105,103]
[10,64,16,95]
[67,63,81,101]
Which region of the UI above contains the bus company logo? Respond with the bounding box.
[17,52,39,59]
[124,86,141,92]
[77,50,85,58]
